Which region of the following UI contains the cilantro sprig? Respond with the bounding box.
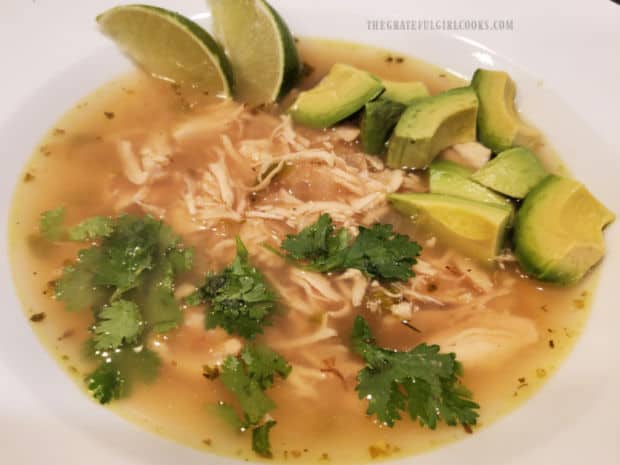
[41,209,193,404]
[49,212,193,330]
[69,216,115,241]
[207,345,291,457]
[351,316,479,429]
[85,346,161,404]
[40,207,114,242]
[93,300,143,350]
[252,421,277,458]
[272,214,421,282]
[188,237,276,339]
[39,207,67,241]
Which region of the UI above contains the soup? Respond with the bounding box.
[9,37,603,464]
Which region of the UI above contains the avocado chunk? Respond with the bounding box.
[471,147,547,198]
[430,160,512,208]
[381,80,429,105]
[360,100,406,154]
[514,175,615,284]
[290,64,384,128]
[360,81,431,155]
[471,69,534,153]
[386,87,478,170]
[388,192,512,262]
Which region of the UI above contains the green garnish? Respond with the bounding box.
[343,223,422,281]
[68,216,114,241]
[275,213,421,282]
[85,214,163,294]
[55,248,111,312]
[87,361,124,404]
[351,316,479,428]
[211,402,244,430]
[39,206,66,241]
[39,207,114,242]
[86,347,161,405]
[206,345,291,457]
[279,213,350,271]
[252,420,277,458]
[93,300,143,350]
[219,345,291,425]
[42,210,192,403]
[52,213,193,331]
[188,237,276,339]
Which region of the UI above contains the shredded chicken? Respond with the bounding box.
[439,141,492,170]
[115,133,173,186]
[107,99,542,392]
[272,315,338,349]
[172,100,245,142]
[426,311,539,369]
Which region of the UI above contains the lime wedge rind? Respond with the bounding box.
[261,0,301,100]
[209,0,300,104]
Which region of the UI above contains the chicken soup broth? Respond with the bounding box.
[10,39,595,463]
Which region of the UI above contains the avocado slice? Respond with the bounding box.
[360,100,406,155]
[430,160,512,208]
[471,147,547,198]
[514,175,615,284]
[386,87,478,170]
[289,64,384,128]
[471,69,535,153]
[380,80,429,105]
[360,81,431,155]
[388,192,512,262]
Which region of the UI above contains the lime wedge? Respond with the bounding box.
[209,0,300,104]
[97,4,233,97]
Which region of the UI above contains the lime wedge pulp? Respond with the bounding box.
[209,0,301,104]
[97,4,233,97]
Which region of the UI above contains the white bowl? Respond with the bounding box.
[1,1,618,464]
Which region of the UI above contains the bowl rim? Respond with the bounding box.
[0,1,618,465]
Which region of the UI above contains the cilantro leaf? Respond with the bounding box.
[351,316,479,428]
[55,247,110,312]
[207,345,289,457]
[127,220,193,333]
[86,362,125,404]
[68,216,114,241]
[131,250,189,333]
[211,400,280,456]
[44,210,191,405]
[91,215,161,294]
[239,345,292,389]
[53,213,191,334]
[93,300,143,350]
[168,247,194,274]
[210,402,245,431]
[217,345,290,425]
[190,237,276,339]
[220,353,275,425]
[342,224,421,282]
[276,214,420,282]
[40,207,66,241]
[114,346,162,384]
[281,213,350,271]
[252,420,276,458]
[85,346,161,405]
